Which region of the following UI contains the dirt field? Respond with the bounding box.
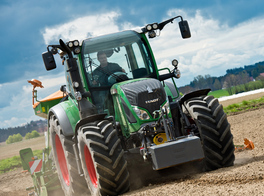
[1,93,264,196]
[0,135,46,159]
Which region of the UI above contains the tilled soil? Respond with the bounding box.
[124,107,264,196]
[1,94,264,196]
[0,168,34,196]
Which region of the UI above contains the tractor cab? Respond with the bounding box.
[81,30,158,114]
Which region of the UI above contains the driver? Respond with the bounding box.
[92,51,125,86]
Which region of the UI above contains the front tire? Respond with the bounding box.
[49,115,89,196]
[78,120,130,196]
[183,95,235,171]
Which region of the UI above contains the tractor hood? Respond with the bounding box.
[120,79,166,118]
[111,78,167,124]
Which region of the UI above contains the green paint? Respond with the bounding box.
[59,97,80,133]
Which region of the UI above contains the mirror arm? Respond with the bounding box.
[158,72,175,81]
[47,45,61,51]
[158,15,183,31]
[59,39,73,58]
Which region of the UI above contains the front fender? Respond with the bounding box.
[48,100,80,136]
[164,81,179,98]
[179,89,211,105]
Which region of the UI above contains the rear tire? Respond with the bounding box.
[183,95,235,171]
[78,120,130,196]
[49,114,89,196]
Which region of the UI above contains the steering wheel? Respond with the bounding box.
[108,72,129,84]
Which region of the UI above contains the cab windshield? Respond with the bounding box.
[81,30,156,114]
[82,31,156,87]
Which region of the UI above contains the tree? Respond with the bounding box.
[14,133,23,142]
[25,132,32,140]
[213,78,222,90]
[204,74,213,89]
[251,69,259,79]
[238,70,251,91]
[179,85,196,94]
[6,135,14,144]
[191,75,208,90]
[6,133,23,144]
[25,130,40,140]
[31,130,40,138]
[224,74,239,95]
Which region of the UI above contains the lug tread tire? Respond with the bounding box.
[49,115,89,196]
[184,95,235,171]
[78,120,130,196]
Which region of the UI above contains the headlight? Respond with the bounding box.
[75,91,82,101]
[146,24,152,31]
[73,81,79,88]
[172,59,178,67]
[133,107,150,120]
[161,101,170,114]
[74,47,81,54]
[152,23,159,30]
[73,40,79,47]
[148,31,156,38]
[174,69,181,78]
[68,41,73,48]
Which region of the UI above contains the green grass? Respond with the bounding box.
[223,96,264,115]
[0,149,43,174]
[208,90,264,114]
[208,89,230,98]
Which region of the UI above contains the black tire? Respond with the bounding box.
[49,115,89,196]
[183,95,235,171]
[77,120,130,196]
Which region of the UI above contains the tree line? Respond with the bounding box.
[5,130,40,144]
[0,120,47,143]
[179,61,264,95]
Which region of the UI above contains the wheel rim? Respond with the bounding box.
[84,145,98,188]
[55,134,70,186]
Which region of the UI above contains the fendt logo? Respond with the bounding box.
[146,86,153,93]
[145,98,159,104]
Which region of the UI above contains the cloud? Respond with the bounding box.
[38,74,65,91]
[0,72,65,128]
[150,9,264,86]
[42,11,121,44]
[40,9,264,87]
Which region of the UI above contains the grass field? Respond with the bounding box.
[0,136,46,174]
[0,135,45,160]
[208,89,230,98]
[223,96,264,115]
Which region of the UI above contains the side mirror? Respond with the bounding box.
[179,20,191,39]
[42,51,56,71]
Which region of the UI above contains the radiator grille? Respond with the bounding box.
[120,79,166,118]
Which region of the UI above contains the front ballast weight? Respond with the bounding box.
[134,104,204,170]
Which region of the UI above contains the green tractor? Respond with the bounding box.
[21,15,235,196]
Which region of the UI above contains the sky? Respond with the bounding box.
[0,0,264,128]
